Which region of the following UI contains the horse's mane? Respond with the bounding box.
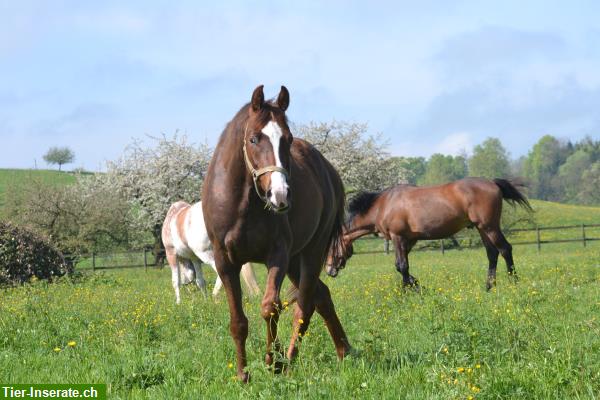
[347,191,382,219]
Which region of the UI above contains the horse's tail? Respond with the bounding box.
[493,178,533,212]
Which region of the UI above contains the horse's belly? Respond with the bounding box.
[408,216,466,239]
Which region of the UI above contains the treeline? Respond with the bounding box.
[2,123,598,259]
[386,135,600,205]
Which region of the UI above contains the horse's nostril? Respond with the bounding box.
[266,189,272,198]
[279,202,286,208]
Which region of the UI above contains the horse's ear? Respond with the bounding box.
[276,85,289,111]
[251,85,265,112]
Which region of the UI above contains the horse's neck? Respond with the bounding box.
[212,127,253,212]
[345,213,376,242]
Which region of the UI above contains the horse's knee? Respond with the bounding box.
[260,297,281,320]
[230,315,249,340]
[395,260,403,272]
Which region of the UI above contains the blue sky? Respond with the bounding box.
[1,1,599,170]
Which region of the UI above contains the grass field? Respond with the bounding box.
[1,241,599,399]
[0,169,77,213]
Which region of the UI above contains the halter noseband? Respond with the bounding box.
[242,122,290,206]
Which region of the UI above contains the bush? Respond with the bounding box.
[0,222,71,285]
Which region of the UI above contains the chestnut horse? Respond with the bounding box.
[327,178,532,291]
[202,85,350,381]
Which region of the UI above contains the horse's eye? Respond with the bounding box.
[249,136,258,144]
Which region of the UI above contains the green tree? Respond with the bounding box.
[577,161,600,205]
[43,147,75,171]
[468,137,510,179]
[419,154,467,185]
[388,156,427,184]
[558,150,593,202]
[522,135,572,200]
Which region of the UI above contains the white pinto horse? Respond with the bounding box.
[161,201,261,304]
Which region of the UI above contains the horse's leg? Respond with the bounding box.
[191,259,208,296]
[197,250,222,296]
[166,251,180,304]
[214,252,249,382]
[482,228,517,284]
[240,262,261,296]
[314,279,351,359]
[261,248,288,371]
[392,236,418,287]
[478,229,499,291]
[286,257,350,361]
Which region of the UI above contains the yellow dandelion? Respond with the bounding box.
[67,341,76,347]
[283,301,289,307]
[468,396,474,400]
[270,312,275,316]
[453,379,458,385]
[53,347,61,353]
[476,364,481,369]
[467,368,472,374]
[471,385,481,393]
[298,318,304,324]
[228,362,234,369]
[457,367,465,373]
[442,347,448,354]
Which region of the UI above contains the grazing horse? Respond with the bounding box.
[202,85,351,382]
[161,201,261,303]
[326,178,532,291]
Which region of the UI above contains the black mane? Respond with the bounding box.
[347,191,381,220]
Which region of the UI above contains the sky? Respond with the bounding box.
[1,0,599,171]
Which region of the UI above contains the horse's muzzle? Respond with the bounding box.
[326,265,339,277]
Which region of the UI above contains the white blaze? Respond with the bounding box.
[261,120,289,208]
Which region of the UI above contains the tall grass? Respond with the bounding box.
[1,242,598,398]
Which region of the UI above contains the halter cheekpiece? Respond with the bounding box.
[242,122,290,207]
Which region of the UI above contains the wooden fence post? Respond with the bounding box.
[536,227,541,252]
[92,252,96,272]
[144,248,148,271]
[582,224,586,247]
[384,240,390,254]
[440,239,445,254]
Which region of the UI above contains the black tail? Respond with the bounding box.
[493,178,533,212]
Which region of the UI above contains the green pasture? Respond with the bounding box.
[0,168,77,214]
[1,242,599,399]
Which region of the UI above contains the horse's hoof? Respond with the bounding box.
[344,347,362,359]
[265,352,274,366]
[238,371,250,383]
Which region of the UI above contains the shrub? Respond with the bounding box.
[0,221,71,285]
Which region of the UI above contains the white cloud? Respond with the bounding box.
[434,132,472,155]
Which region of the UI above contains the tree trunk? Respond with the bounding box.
[152,224,166,267]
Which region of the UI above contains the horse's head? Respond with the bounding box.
[243,85,293,213]
[325,236,354,277]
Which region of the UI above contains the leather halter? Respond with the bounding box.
[242,122,290,206]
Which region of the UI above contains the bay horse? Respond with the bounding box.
[202,85,350,381]
[161,201,261,303]
[326,178,532,291]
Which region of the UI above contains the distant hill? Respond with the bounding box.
[529,199,600,226]
[1,169,599,226]
[0,169,78,215]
